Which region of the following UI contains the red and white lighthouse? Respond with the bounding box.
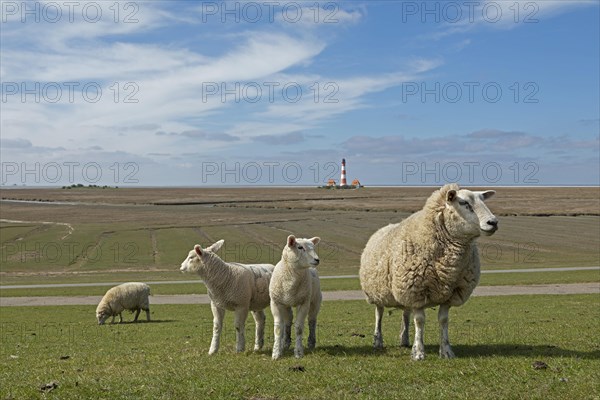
[340,158,347,186]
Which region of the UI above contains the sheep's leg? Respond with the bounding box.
[271,301,285,360]
[118,313,123,324]
[438,304,455,359]
[373,305,384,350]
[251,310,266,351]
[133,309,141,322]
[411,308,426,361]
[284,306,293,350]
[144,308,151,322]
[209,302,225,355]
[234,308,249,353]
[110,315,116,324]
[294,302,310,358]
[307,299,320,351]
[400,309,411,347]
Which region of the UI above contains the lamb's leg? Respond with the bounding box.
[307,299,320,351]
[400,309,411,347]
[133,309,141,322]
[373,305,384,349]
[144,308,151,322]
[234,308,249,353]
[209,302,225,355]
[438,304,455,359]
[251,310,266,351]
[271,301,285,360]
[411,308,426,361]
[294,302,310,358]
[284,306,293,350]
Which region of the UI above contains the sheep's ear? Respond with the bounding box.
[287,235,297,247]
[446,189,457,202]
[310,237,320,245]
[480,190,496,200]
[194,245,203,257]
[207,239,224,253]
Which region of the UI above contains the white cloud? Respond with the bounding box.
[425,0,597,40]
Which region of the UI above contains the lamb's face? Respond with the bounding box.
[446,189,498,238]
[283,235,321,270]
[180,248,202,273]
[180,240,225,274]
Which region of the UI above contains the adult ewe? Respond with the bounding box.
[270,235,322,360]
[359,184,498,360]
[96,282,151,325]
[180,240,274,355]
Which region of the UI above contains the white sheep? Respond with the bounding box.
[270,235,322,360]
[359,184,498,360]
[96,282,151,325]
[180,240,274,354]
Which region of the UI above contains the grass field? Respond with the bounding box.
[1,295,599,399]
[1,187,599,289]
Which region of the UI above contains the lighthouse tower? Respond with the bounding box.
[340,158,347,186]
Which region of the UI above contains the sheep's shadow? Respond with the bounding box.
[109,319,177,325]
[452,343,600,360]
[319,344,392,357]
[317,343,600,360]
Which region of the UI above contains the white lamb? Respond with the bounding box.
[359,184,498,360]
[270,235,322,360]
[96,282,151,325]
[180,240,274,354]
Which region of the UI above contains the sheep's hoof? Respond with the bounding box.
[411,349,425,361]
[439,347,455,359]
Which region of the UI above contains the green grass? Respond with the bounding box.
[2,271,599,298]
[479,269,600,286]
[1,295,599,399]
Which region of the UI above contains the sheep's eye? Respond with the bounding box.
[458,200,473,211]
[297,246,304,250]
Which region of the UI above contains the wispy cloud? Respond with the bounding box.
[424,0,596,40]
[341,129,600,159]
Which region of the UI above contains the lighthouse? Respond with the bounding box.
[340,158,347,186]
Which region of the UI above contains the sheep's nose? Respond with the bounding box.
[314,258,320,265]
[487,219,498,227]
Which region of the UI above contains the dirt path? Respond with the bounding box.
[1,283,598,307]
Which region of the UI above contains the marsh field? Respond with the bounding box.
[1,186,599,399]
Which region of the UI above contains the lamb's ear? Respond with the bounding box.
[207,239,224,253]
[446,189,457,202]
[479,190,496,200]
[310,237,321,245]
[194,245,203,257]
[287,235,296,247]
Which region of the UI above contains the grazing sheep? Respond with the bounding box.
[96,282,151,325]
[359,184,498,360]
[180,240,274,354]
[270,235,322,360]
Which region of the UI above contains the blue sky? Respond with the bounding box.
[1,0,598,186]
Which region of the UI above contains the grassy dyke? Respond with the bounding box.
[2,188,598,288]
